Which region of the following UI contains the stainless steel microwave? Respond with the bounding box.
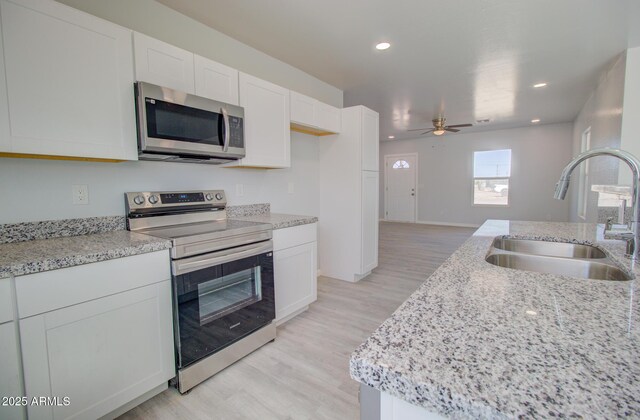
[135,82,245,164]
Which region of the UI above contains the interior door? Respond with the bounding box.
[385,155,417,222]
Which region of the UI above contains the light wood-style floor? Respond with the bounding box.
[118,222,474,420]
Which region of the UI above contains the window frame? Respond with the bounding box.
[472,149,512,207]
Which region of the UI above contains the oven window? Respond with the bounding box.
[145,99,223,145]
[198,267,262,325]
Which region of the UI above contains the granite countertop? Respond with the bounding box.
[230,212,318,230]
[350,220,640,418]
[0,231,171,278]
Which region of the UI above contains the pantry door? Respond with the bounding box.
[384,154,418,222]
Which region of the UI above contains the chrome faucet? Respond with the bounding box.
[554,148,640,260]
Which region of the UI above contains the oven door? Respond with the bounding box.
[171,241,274,369]
[136,81,245,159]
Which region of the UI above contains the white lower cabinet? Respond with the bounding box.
[0,276,26,420]
[0,321,26,420]
[15,251,175,420]
[273,223,317,324]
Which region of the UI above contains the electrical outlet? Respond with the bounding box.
[236,184,244,197]
[288,182,294,194]
[72,184,89,205]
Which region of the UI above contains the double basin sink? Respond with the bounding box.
[485,237,633,281]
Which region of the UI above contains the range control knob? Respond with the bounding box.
[215,193,223,200]
[133,195,145,205]
[148,194,159,204]
[205,193,214,201]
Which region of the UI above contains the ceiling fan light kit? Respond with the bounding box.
[407,117,473,137]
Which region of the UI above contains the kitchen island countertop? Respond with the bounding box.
[350,220,640,418]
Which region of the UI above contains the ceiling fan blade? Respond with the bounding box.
[407,127,431,131]
[445,128,460,133]
[446,124,473,128]
[420,129,434,135]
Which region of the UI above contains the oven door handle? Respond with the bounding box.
[172,240,272,276]
[221,106,230,152]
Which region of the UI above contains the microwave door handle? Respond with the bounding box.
[221,106,230,152]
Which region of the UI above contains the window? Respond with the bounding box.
[392,160,410,169]
[473,149,511,206]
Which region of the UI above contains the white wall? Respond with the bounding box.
[0,133,319,223]
[619,46,640,185]
[379,123,573,226]
[55,0,342,108]
[569,53,627,222]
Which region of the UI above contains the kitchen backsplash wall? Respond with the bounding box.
[0,133,319,224]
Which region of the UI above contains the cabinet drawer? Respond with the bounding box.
[0,277,13,324]
[273,223,317,251]
[16,250,170,319]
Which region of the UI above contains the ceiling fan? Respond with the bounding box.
[408,117,473,136]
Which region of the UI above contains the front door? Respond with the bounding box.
[385,155,417,222]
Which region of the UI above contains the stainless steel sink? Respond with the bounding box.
[491,237,606,259]
[485,236,633,281]
[485,253,632,281]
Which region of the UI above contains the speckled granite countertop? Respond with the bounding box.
[350,220,640,418]
[231,212,318,230]
[0,231,171,278]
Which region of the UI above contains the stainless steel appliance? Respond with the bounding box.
[126,190,275,393]
[135,82,245,164]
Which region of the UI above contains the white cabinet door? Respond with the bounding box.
[316,101,341,134]
[361,107,380,171]
[274,241,317,323]
[0,0,137,160]
[290,91,316,127]
[361,171,379,273]
[20,281,175,420]
[0,322,26,420]
[236,72,290,168]
[133,32,195,94]
[194,55,239,105]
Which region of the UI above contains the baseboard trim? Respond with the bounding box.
[415,220,481,228]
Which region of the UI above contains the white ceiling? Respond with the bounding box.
[156,0,632,141]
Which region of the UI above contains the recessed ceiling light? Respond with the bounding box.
[476,118,491,124]
[388,135,395,139]
[533,82,547,88]
[531,118,541,123]
[375,42,391,50]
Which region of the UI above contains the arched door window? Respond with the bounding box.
[392,160,410,169]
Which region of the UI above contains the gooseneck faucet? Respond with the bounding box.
[554,148,640,260]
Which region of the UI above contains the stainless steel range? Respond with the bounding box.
[125,190,275,393]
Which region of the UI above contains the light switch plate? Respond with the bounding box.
[236,184,244,197]
[288,182,294,194]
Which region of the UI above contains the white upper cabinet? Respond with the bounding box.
[194,55,239,105]
[316,101,341,134]
[134,34,240,105]
[133,32,195,94]
[361,107,380,171]
[290,90,341,135]
[0,0,137,160]
[290,91,316,127]
[233,72,290,168]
